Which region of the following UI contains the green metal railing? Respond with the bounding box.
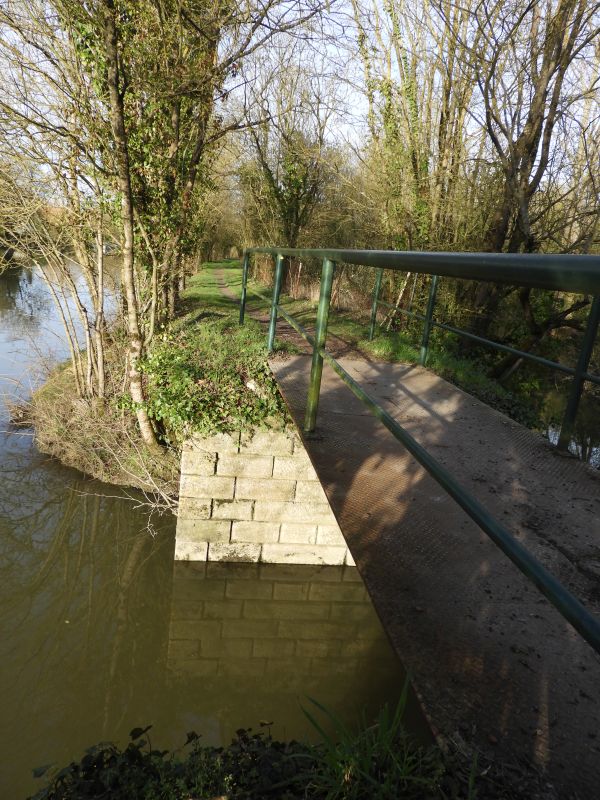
[239,246,600,655]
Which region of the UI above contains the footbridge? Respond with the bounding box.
[237,247,600,797]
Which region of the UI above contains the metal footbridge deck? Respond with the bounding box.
[235,246,600,795]
[271,353,600,797]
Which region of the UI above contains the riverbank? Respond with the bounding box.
[29,343,181,503]
[26,262,290,501]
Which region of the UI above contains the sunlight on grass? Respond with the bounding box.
[187,261,537,427]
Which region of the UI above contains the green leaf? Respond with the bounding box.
[129,724,152,740]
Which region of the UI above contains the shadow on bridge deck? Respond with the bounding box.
[270,353,600,798]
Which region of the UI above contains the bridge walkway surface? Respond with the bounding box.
[217,271,600,796]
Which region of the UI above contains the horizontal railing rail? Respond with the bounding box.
[374,297,600,385]
[248,247,600,293]
[239,246,600,656]
[242,247,600,449]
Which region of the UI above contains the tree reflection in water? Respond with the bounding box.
[0,468,176,797]
[1,263,175,797]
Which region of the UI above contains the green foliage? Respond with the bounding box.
[139,313,289,444]
[302,692,443,800]
[29,726,313,800]
[358,333,420,363]
[29,702,548,799]
[29,702,449,800]
[183,259,244,307]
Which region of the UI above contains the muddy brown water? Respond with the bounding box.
[0,266,411,798]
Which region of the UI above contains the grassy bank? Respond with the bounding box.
[210,260,540,429]
[29,260,289,495]
[31,339,181,499]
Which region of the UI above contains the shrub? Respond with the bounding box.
[29,727,313,800]
[139,313,289,445]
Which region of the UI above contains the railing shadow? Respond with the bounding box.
[271,350,600,797]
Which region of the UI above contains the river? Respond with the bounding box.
[0,266,408,798]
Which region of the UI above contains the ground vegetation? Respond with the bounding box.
[27,262,290,498]
[30,697,559,800]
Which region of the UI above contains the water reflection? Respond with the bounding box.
[0,473,176,797]
[164,562,411,748]
[0,266,178,797]
[0,266,49,336]
[544,391,600,468]
[0,262,118,409]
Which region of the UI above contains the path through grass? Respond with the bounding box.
[186,261,537,427]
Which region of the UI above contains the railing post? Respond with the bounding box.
[368,268,384,341]
[557,294,600,451]
[267,253,284,353]
[239,251,249,325]
[304,257,335,433]
[420,274,439,366]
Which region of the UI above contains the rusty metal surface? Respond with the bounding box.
[270,354,600,798]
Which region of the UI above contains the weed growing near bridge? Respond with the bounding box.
[140,312,289,446]
[301,695,443,799]
[29,701,556,800]
[28,700,447,800]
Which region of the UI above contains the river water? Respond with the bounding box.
[0,266,408,798]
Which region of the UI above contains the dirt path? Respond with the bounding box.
[215,268,240,304]
[215,267,366,360]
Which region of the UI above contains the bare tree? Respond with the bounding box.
[469,0,600,253]
[242,53,336,239]
[0,164,107,400]
[458,0,600,342]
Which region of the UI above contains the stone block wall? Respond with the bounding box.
[176,428,354,565]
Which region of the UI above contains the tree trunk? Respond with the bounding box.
[100,0,158,448]
[95,226,106,398]
[384,272,412,330]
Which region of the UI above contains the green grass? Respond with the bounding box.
[136,261,292,446]
[302,693,444,800]
[192,260,536,427]
[180,259,244,309]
